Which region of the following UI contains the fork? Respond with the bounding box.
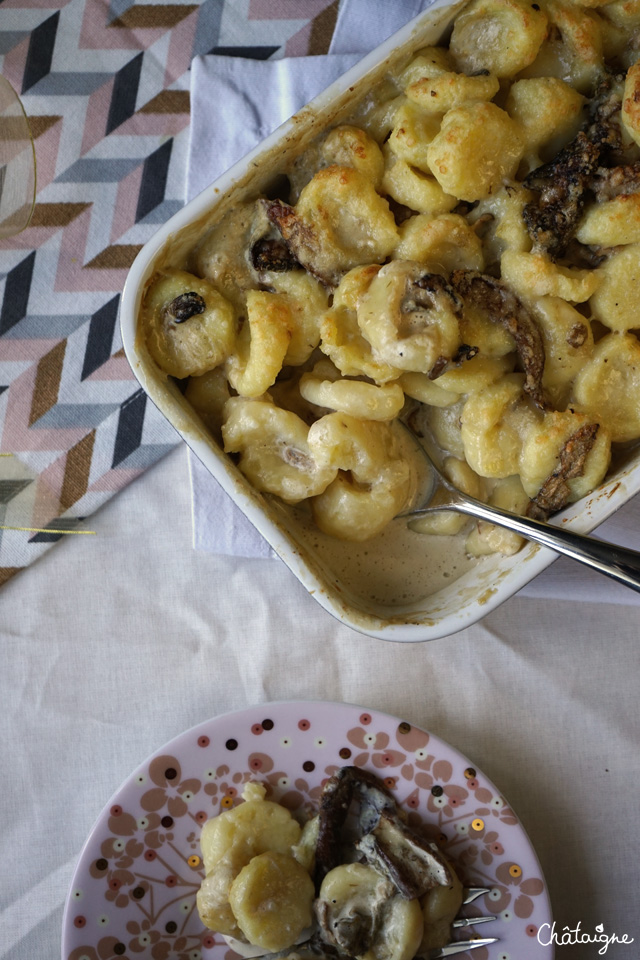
[425,886,498,958]
[400,421,640,594]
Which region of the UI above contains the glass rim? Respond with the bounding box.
[0,73,37,238]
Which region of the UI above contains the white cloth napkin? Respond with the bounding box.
[186,0,640,604]
[187,50,363,558]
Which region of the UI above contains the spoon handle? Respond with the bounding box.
[422,496,640,593]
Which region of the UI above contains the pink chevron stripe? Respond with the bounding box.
[80,77,115,156]
[2,366,87,453]
[32,117,63,192]
[165,7,199,87]
[0,227,61,250]
[54,207,130,294]
[110,162,143,243]
[32,456,67,526]
[2,35,30,94]
[79,0,153,50]
[88,466,144,491]
[0,339,61,363]
[108,110,190,140]
[78,266,132,292]
[54,206,92,292]
[249,0,332,18]
[79,0,196,53]
[85,353,137,380]
[285,21,312,56]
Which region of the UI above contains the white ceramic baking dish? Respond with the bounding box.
[120,0,640,642]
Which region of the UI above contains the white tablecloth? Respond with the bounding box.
[2,443,640,959]
[3,0,640,954]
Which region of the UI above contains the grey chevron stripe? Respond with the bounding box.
[0,479,33,504]
[138,200,184,225]
[192,0,225,57]
[31,402,122,429]
[1,314,92,340]
[22,72,113,96]
[56,158,142,183]
[115,442,179,471]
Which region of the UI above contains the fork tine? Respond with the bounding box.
[461,887,490,904]
[452,914,497,928]
[426,936,500,958]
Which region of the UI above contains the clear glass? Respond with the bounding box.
[0,74,36,238]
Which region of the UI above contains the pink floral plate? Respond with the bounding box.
[61,701,553,960]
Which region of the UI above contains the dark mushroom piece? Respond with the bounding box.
[262,198,340,287]
[405,273,463,325]
[450,269,548,410]
[314,766,397,886]
[590,161,640,202]
[392,272,466,379]
[522,73,624,260]
[251,237,302,273]
[526,422,600,520]
[356,810,454,900]
[523,131,600,261]
[164,291,206,323]
[315,766,453,901]
[561,239,607,269]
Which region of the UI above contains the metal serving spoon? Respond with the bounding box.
[400,423,640,594]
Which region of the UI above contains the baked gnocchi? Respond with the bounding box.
[139,0,640,555]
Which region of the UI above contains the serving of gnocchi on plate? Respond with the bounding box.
[61,702,553,960]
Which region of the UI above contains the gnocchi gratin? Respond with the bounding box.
[196,767,464,958]
[141,0,640,556]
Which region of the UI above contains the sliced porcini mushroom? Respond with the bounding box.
[404,273,463,319]
[590,161,640,202]
[315,862,424,960]
[315,864,393,956]
[312,766,460,960]
[450,270,547,410]
[251,236,302,273]
[315,896,376,957]
[355,811,453,901]
[403,274,466,379]
[522,73,624,260]
[263,198,338,286]
[164,291,206,323]
[523,131,600,261]
[315,767,397,885]
[526,422,600,520]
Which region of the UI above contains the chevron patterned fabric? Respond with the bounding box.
[0,0,339,587]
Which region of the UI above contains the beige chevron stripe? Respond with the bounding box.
[30,202,92,228]
[61,429,95,511]
[25,115,62,139]
[308,0,339,54]
[29,341,66,427]
[139,90,190,114]
[85,245,143,269]
[110,4,198,29]
[0,567,22,587]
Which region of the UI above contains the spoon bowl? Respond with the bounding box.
[400,421,640,595]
